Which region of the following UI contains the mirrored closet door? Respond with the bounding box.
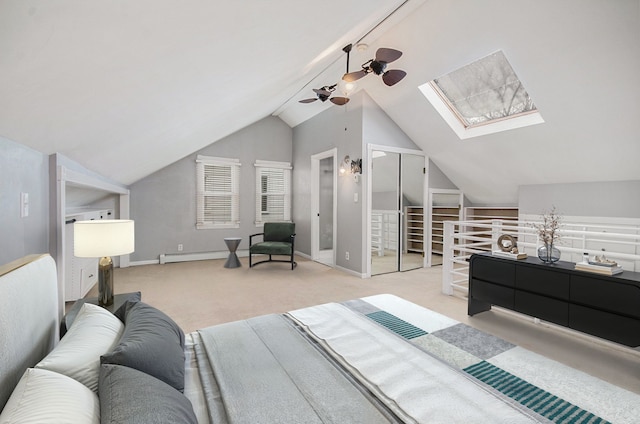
[371,150,425,275]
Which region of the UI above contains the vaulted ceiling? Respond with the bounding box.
[1,0,638,205]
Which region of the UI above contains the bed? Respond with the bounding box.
[1,254,638,423]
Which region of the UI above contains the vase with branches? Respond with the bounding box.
[533,206,562,263]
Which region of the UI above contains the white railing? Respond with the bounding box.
[442,218,640,296]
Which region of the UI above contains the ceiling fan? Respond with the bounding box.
[299,84,349,106]
[342,46,406,86]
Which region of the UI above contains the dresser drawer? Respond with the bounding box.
[471,279,514,309]
[515,291,568,326]
[569,304,640,347]
[470,256,515,287]
[515,265,570,299]
[571,275,640,319]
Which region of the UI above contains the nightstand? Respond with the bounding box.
[61,291,141,337]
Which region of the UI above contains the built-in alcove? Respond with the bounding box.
[50,160,130,316]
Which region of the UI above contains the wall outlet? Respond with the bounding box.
[345,251,349,260]
[177,244,183,252]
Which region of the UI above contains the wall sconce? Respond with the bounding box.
[340,155,362,175]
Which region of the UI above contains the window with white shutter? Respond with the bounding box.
[196,155,241,229]
[254,160,291,225]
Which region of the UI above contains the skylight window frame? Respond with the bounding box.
[428,80,540,130]
[419,51,544,140]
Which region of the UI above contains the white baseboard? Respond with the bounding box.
[129,259,160,266]
[294,250,311,260]
[334,264,366,278]
[131,250,366,278]
[156,249,249,265]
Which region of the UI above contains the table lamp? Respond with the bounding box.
[74,219,135,306]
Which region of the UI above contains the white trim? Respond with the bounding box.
[62,167,129,194]
[418,82,544,140]
[159,249,249,264]
[366,144,427,278]
[196,155,241,166]
[254,160,292,225]
[55,164,130,319]
[334,264,367,279]
[196,156,241,229]
[311,148,338,267]
[130,259,160,266]
[254,160,292,170]
[196,223,240,230]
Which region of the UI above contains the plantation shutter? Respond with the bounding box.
[196,155,240,229]
[254,160,291,225]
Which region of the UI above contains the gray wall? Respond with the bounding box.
[129,116,292,262]
[519,180,640,218]
[0,136,49,265]
[428,160,457,190]
[292,93,364,272]
[293,92,425,274]
[362,94,420,151]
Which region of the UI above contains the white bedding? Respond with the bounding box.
[288,301,543,423]
[184,294,640,424]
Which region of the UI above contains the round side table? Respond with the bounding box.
[223,237,242,268]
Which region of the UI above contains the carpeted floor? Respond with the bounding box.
[86,256,640,396]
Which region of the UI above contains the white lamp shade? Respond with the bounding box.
[74,220,135,258]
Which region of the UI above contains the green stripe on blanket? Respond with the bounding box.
[464,361,609,424]
[366,310,428,339]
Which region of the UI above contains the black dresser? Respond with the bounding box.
[468,252,640,347]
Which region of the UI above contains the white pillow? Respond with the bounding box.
[0,368,99,424]
[35,303,124,392]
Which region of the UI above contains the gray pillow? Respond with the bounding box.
[99,364,197,424]
[101,301,185,392]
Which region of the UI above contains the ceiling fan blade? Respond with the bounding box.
[342,70,367,82]
[382,69,407,86]
[299,98,318,103]
[375,48,402,64]
[330,97,350,106]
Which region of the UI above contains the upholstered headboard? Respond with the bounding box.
[0,254,59,411]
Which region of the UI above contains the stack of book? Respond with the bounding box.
[492,251,527,260]
[574,261,623,275]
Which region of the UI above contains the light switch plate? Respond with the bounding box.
[20,192,29,217]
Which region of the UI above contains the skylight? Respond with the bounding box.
[419,51,544,139]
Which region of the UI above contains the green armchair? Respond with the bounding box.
[249,222,296,270]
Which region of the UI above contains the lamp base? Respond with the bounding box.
[98,256,114,307]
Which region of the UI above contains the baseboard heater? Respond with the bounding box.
[159,250,248,265]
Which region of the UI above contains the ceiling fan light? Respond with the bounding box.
[339,80,356,96]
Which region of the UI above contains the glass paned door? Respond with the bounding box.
[318,157,334,254]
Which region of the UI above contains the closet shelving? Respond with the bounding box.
[463,206,519,252]
[371,211,384,256]
[431,206,461,255]
[404,206,424,254]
